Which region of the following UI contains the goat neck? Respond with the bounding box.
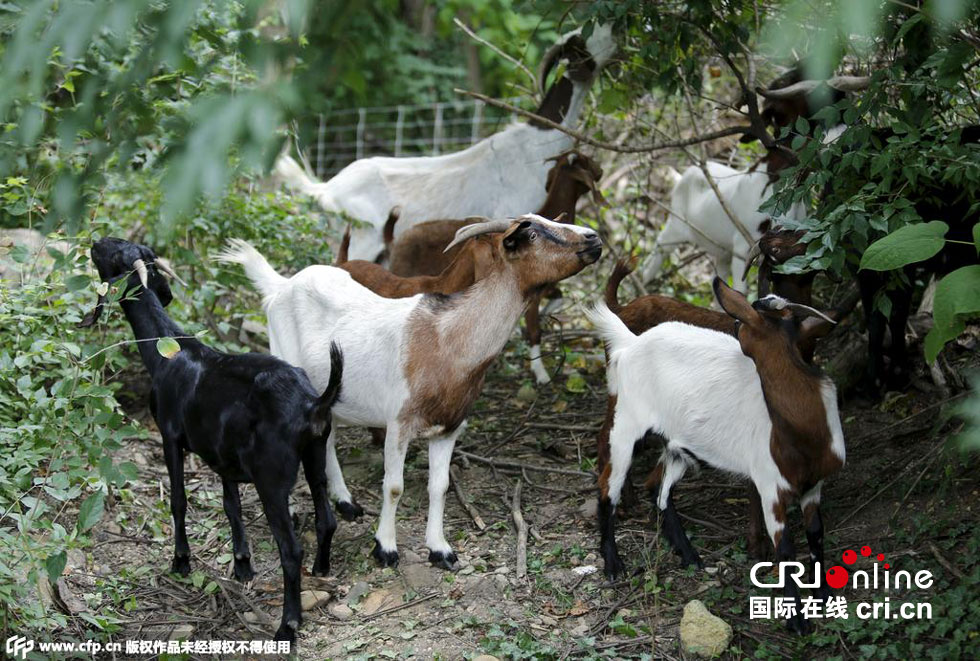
[536,171,585,223]
[117,278,194,377]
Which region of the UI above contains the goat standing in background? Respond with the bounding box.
[341,151,605,383]
[80,238,343,644]
[273,25,615,263]
[589,279,845,634]
[639,149,804,290]
[219,216,601,569]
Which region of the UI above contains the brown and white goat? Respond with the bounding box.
[220,215,602,569]
[597,256,849,559]
[589,278,845,634]
[341,151,604,383]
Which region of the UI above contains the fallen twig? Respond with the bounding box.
[450,465,486,531]
[361,591,439,621]
[512,480,528,579]
[928,542,966,580]
[457,450,592,478]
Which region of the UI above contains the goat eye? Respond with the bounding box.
[526,230,537,241]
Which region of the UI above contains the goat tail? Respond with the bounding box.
[605,255,638,313]
[587,301,638,355]
[214,239,287,299]
[310,342,344,438]
[272,153,320,195]
[337,224,351,264]
[383,206,401,248]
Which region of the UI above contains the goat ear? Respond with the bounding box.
[712,277,758,325]
[502,220,533,251]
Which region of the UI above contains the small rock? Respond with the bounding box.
[169,624,194,640]
[329,603,353,621]
[568,618,589,637]
[360,589,396,615]
[473,656,501,661]
[584,553,597,564]
[493,575,509,591]
[347,581,370,604]
[516,384,537,402]
[302,530,318,548]
[494,566,509,575]
[539,615,558,627]
[679,599,732,658]
[459,565,475,576]
[300,589,331,612]
[103,520,122,535]
[402,548,423,564]
[243,611,261,624]
[578,499,597,519]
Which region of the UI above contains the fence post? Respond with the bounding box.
[316,114,326,177]
[470,100,483,144]
[432,102,443,156]
[356,107,366,160]
[395,105,405,157]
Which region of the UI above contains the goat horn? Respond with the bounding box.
[758,75,871,99]
[133,259,149,289]
[742,241,763,281]
[569,167,607,206]
[155,258,187,286]
[443,218,512,253]
[784,301,838,324]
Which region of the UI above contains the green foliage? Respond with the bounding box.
[0,244,138,632]
[859,221,949,272]
[956,373,980,451]
[924,265,980,362]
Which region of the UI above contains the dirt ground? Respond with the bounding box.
[55,295,980,660]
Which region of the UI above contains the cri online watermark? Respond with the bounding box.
[749,544,934,621]
[4,635,290,659]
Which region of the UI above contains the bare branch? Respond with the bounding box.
[453,18,538,94]
[454,88,754,153]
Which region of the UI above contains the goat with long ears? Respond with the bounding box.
[81,238,343,644]
[589,278,844,634]
[219,215,601,569]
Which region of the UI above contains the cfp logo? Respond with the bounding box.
[5,635,34,660]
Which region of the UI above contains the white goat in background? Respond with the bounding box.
[639,153,805,292]
[273,24,616,263]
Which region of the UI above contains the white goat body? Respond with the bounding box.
[275,25,615,263]
[640,161,805,291]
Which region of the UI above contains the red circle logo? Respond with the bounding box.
[826,566,849,589]
[842,549,857,565]
[861,546,872,557]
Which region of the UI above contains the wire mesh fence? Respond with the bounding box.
[304,97,531,178]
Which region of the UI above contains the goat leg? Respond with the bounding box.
[747,484,771,561]
[221,479,255,582]
[302,445,338,576]
[163,438,191,576]
[771,498,811,635]
[257,483,304,644]
[802,486,830,604]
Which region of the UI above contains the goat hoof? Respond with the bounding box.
[785,615,812,635]
[680,555,705,570]
[273,622,298,644]
[602,554,626,580]
[371,541,399,568]
[171,556,191,577]
[336,500,364,522]
[232,559,256,583]
[428,550,458,570]
[311,559,331,577]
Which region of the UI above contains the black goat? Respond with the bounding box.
[80,237,343,644]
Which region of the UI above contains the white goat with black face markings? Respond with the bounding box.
[218,215,602,569]
[589,278,844,634]
[273,25,615,264]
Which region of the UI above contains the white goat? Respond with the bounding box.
[589,278,844,634]
[273,24,616,263]
[639,155,805,291]
[218,215,601,568]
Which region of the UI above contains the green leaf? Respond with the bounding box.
[76,490,105,533]
[924,265,980,363]
[66,274,90,292]
[973,222,979,255]
[156,337,181,359]
[565,372,587,394]
[859,221,949,271]
[45,551,67,581]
